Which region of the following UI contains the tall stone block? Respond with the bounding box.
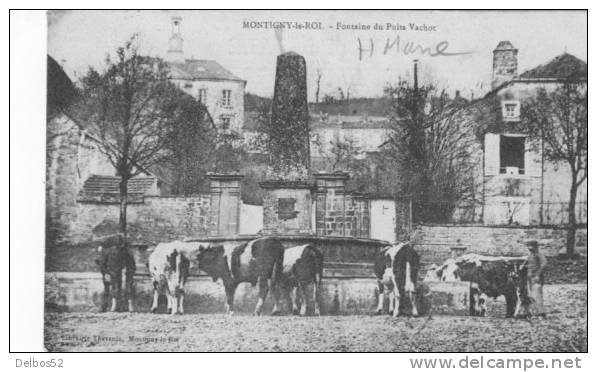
[259,180,315,235]
[269,52,310,179]
[352,193,370,238]
[207,173,243,236]
[314,172,349,237]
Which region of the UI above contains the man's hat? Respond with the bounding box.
[524,240,539,249]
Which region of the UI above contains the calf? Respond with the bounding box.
[195,237,284,315]
[424,254,528,317]
[95,234,136,312]
[148,241,192,314]
[374,242,420,317]
[279,244,324,316]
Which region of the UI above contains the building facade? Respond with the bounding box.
[166,16,246,133]
[472,42,587,226]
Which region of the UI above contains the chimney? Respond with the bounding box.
[491,40,518,89]
[167,16,184,63]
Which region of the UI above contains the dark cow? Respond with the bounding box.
[195,237,284,315]
[95,234,136,312]
[424,254,528,317]
[374,242,420,317]
[148,241,192,314]
[279,244,324,316]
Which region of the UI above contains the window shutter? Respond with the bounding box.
[484,133,500,176]
[525,137,542,177]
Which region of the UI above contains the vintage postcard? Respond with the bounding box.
[40,9,586,353]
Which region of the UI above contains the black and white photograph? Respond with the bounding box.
[10,8,588,355]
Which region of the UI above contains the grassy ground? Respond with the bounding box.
[44,284,586,352]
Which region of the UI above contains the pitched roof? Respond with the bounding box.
[47,55,78,118]
[169,59,245,82]
[78,175,158,203]
[518,53,587,81]
[310,115,390,130]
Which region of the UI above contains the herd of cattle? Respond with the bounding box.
[95,236,532,318]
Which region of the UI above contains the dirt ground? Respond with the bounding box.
[44,284,586,352]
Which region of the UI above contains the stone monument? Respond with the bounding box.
[260,51,314,235]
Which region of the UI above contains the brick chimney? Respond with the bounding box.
[492,41,518,89]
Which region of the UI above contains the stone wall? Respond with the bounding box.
[415,224,588,265]
[66,195,211,244]
[261,182,314,235]
[314,173,370,238]
[46,114,116,245]
[45,272,465,315]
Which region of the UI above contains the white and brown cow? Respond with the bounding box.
[195,236,285,316]
[148,241,192,314]
[374,242,420,317]
[279,244,324,316]
[424,254,529,317]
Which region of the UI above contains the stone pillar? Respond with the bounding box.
[207,173,243,237]
[259,180,315,235]
[314,184,327,236]
[269,52,311,179]
[352,193,370,238]
[314,172,349,237]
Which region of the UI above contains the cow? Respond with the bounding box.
[195,236,284,316]
[95,234,136,312]
[424,254,529,317]
[374,242,420,317]
[278,244,324,316]
[147,241,193,314]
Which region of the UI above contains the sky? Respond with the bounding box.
[48,10,587,100]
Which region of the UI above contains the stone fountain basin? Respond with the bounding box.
[45,235,471,315]
[134,234,390,277]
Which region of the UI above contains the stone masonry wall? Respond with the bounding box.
[415,224,588,265]
[314,174,370,238]
[66,195,211,244]
[262,187,313,235]
[324,193,369,238]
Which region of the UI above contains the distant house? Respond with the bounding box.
[468,41,587,226]
[166,16,246,134]
[309,113,390,160]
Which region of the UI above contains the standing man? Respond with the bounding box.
[524,240,548,319]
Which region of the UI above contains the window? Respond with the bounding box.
[502,100,520,121]
[198,88,207,104]
[184,82,193,89]
[221,90,232,106]
[499,135,525,175]
[220,117,231,130]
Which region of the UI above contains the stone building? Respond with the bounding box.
[166,16,246,134]
[309,113,390,160]
[468,41,587,226]
[46,56,163,244]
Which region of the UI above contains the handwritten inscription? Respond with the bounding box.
[357,35,473,60]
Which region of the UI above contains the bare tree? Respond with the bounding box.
[521,83,587,257]
[326,135,362,172]
[77,38,183,239]
[383,79,477,222]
